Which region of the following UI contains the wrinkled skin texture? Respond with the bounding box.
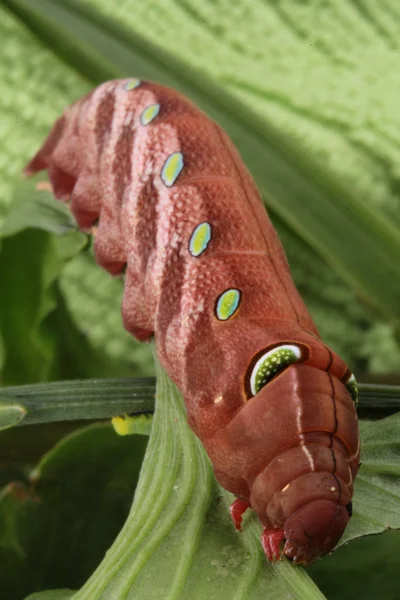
[25,79,360,564]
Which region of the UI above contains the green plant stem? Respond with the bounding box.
[355,384,400,419]
[0,380,399,429]
[0,378,155,425]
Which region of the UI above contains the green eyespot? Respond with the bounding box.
[189,222,212,257]
[215,289,241,321]
[140,103,160,125]
[161,152,184,187]
[249,344,302,397]
[344,373,358,405]
[123,78,141,91]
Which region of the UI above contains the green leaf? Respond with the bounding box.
[306,414,400,598]
[59,254,154,376]
[354,383,400,419]
[0,5,89,224]
[0,169,90,385]
[338,412,400,546]
[0,398,26,429]
[0,378,155,426]
[0,379,398,428]
[0,422,148,600]
[0,172,140,383]
[43,285,148,381]
[0,225,86,385]
[3,0,400,331]
[308,531,400,600]
[0,179,79,238]
[0,229,60,384]
[26,592,75,600]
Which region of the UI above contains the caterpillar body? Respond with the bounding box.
[26,78,360,564]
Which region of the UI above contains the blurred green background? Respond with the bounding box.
[0,1,400,598]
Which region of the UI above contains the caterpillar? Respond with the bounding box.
[25,78,360,564]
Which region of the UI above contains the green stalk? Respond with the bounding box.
[1,380,399,431]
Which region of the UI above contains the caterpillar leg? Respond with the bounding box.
[47,165,76,200]
[24,116,66,176]
[25,113,80,203]
[121,267,154,341]
[229,498,250,531]
[260,528,285,561]
[70,174,102,230]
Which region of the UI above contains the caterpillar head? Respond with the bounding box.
[282,498,350,563]
[242,353,358,564]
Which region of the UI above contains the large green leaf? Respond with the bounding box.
[0,5,89,223]
[3,0,400,332]
[0,181,87,385]
[0,179,78,239]
[70,0,400,227]
[308,531,400,600]
[42,286,145,381]
[59,254,154,376]
[0,228,72,384]
[339,413,400,545]
[0,422,148,600]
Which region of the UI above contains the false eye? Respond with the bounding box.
[247,344,303,398]
[344,372,358,405]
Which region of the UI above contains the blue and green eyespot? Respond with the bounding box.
[189,222,212,257]
[140,104,160,126]
[215,288,241,321]
[161,152,184,187]
[123,78,141,91]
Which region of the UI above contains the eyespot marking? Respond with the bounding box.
[140,103,160,126]
[344,372,358,405]
[123,79,141,91]
[189,222,212,257]
[161,152,184,187]
[215,289,241,321]
[249,344,302,397]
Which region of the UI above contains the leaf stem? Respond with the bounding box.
[0,380,399,429]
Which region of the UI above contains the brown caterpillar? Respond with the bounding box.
[25,78,360,564]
